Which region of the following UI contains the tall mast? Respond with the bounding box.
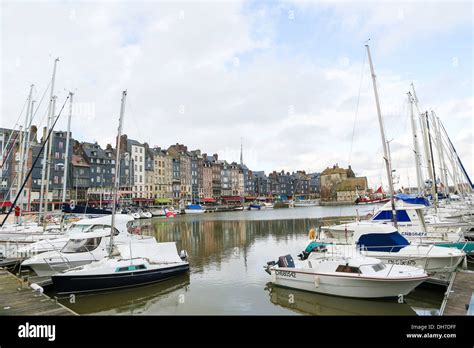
[43,95,56,225]
[407,92,423,194]
[26,99,35,212]
[17,84,34,224]
[431,111,449,197]
[61,92,73,204]
[39,58,59,223]
[365,44,398,228]
[110,90,127,256]
[424,111,437,205]
[59,93,73,232]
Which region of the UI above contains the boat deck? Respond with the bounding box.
[0,269,76,316]
[441,270,474,315]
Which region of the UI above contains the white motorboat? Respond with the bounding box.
[294,199,319,207]
[320,222,466,275]
[51,241,189,294]
[21,225,155,277]
[263,202,274,209]
[265,250,428,298]
[130,212,141,220]
[16,215,136,257]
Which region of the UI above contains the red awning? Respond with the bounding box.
[202,198,216,203]
[222,196,242,202]
[132,198,154,202]
[0,201,12,207]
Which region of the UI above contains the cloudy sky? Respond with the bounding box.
[1,0,472,189]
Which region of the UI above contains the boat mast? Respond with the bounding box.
[431,111,449,197]
[110,90,127,256]
[407,92,424,195]
[43,96,57,227]
[59,92,73,232]
[365,44,398,228]
[425,112,438,207]
[17,84,34,224]
[39,58,59,223]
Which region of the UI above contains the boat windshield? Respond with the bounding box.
[61,237,102,253]
[372,263,386,272]
[65,224,93,236]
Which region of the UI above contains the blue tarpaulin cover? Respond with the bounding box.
[394,193,430,206]
[357,232,410,252]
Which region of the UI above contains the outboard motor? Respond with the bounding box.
[264,260,276,275]
[277,254,295,268]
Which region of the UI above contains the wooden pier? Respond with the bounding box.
[441,270,474,316]
[0,269,77,316]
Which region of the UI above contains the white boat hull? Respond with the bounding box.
[184,209,205,214]
[270,267,426,298]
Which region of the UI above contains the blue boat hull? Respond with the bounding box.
[52,263,189,294]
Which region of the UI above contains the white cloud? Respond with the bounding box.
[0,0,471,190]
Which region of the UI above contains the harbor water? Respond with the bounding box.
[55,205,445,315]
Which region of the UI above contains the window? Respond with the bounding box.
[91,177,95,182]
[111,168,115,174]
[335,265,361,274]
[97,166,101,173]
[59,141,63,149]
[140,148,143,153]
[372,263,386,272]
[53,176,59,184]
[97,176,100,182]
[55,152,60,159]
[62,237,102,253]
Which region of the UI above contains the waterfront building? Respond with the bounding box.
[293,171,311,197]
[336,177,368,202]
[309,172,321,196]
[152,147,173,202]
[168,144,192,202]
[71,153,90,203]
[202,156,213,199]
[253,171,270,197]
[320,164,351,201]
[79,141,114,208]
[210,154,222,199]
[221,161,232,197]
[144,144,154,201]
[127,138,146,201]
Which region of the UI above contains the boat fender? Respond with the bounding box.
[30,283,43,295]
[180,250,188,261]
[314,276,319,288]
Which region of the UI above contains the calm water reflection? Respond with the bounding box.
[58,206,444,315]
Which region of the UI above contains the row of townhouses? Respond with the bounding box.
[0,126,323,210]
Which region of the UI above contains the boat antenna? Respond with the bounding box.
[109,90,127,256]
[365,44,398,229]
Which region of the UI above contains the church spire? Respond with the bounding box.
[240,137,243,165]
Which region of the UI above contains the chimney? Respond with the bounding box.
[30,125,37,143]
[213,153,218,161]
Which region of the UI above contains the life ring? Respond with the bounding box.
[70,200,75,210]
